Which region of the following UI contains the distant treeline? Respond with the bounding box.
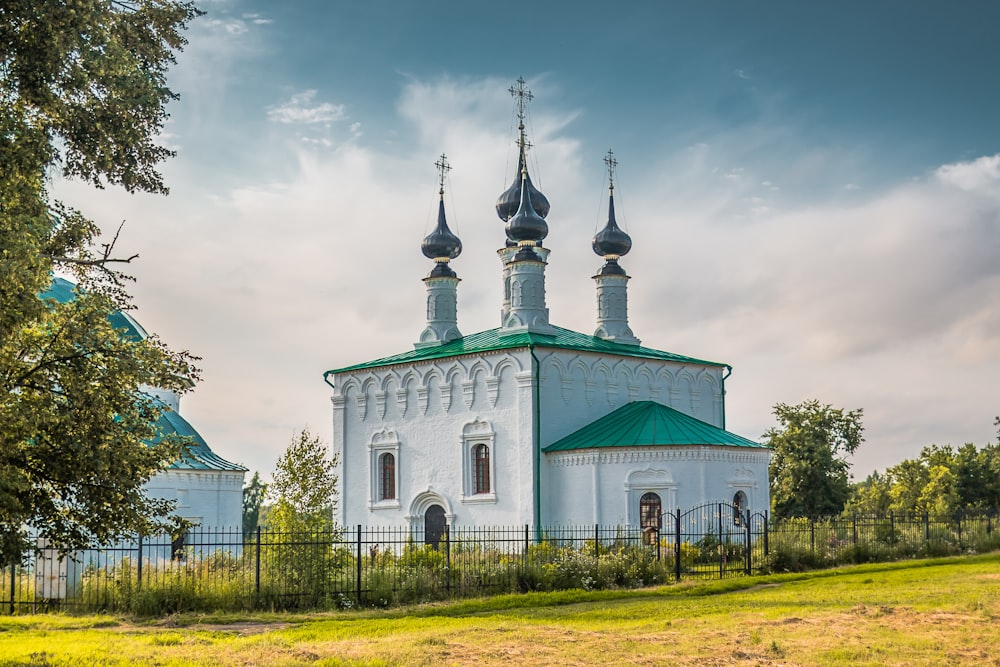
[849,442,1000,515]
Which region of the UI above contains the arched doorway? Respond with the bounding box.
[424,504,446,548]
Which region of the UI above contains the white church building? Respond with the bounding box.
[323,82,770,543]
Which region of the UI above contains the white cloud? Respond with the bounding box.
[204,18,249,35]
[267,90,346,125]
[936,154,1000,194]
[242,13,273,25]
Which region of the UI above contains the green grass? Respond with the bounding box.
[0,553,997,665]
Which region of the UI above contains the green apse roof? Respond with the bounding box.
[326,325,725,376]
[543,401,765,453]
[152,405,247,472]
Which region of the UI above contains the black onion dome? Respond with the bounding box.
[592,193,632,258]
[421,199,462,261]
[496,149,550,221]
[505,171,549,244]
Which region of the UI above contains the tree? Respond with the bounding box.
[885,457,931,514]
[847,471,891,515]
[1,1,201,564]
[242,471,267,538]
[265,429,339,601]
[268,429,339,534]
[765,400,864,518]
[873,442,1000,515]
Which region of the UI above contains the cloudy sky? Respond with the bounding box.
[53,0,1000,482]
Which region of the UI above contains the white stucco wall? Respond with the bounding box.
[545,447,770,527]
[329,341,768,530]
[331,349,536,530]
[145,469,245,530]
[533,348,734,525]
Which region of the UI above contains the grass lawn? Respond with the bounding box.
[0,553,997,666]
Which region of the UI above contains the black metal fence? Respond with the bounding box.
[7,505,998,614]
[765,510,999,571]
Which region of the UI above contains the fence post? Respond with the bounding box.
[744,509,751,575]
[956,512,962,549]
[255,526,262,601]
[718,504,724,579]
[445,525,451,596]
[594,524,599,560]
[852,513,858,546]
[136,534,143,592]
[763,511,769,558]
[522,523,529,585]
[674,508,681,582]
[889,510,895,545]
[924,512,930,543]
[8,563,14,615]
[355,525,362,607]
[810,517,815,556]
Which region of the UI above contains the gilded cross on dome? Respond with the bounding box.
[509,77,535,156]
[604,149,618,192]
[434,153,451,197]
[508,77,533,123]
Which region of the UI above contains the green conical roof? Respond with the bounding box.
[543,401,765,452]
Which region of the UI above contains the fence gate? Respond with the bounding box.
[667,503,756,580]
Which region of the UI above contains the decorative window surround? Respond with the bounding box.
[726,466,758,512]
[368,428,400,510]
[461,418,497,504]
[624,468,676,527]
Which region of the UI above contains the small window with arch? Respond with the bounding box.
[639,492,662,530]
[473,443,491,494]
[379,452,396,501]
[732,490,748,526]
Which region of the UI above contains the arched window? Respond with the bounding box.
[639,492,662,530]
[733,491,747,525]
[379,452,396,501]
[473,444,490,494]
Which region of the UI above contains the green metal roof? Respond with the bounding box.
[42,277,148,342]
[543,401,766,452]
[152,405,247,472]
[326,325,725,375]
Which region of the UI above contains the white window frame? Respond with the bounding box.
[461,418,496,504]
[369,428,400,510]
[624,468,676,528]
[726,466,758,514]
